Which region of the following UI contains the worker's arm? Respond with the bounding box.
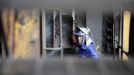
[87,43,98,59]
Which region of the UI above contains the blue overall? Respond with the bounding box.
[78,43,98,59]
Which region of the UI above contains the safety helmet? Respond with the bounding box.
[74,26,92,46]
[74,26,90,36]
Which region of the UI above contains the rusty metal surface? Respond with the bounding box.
[14,10,40,59]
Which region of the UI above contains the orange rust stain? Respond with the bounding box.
[14,10,40,59]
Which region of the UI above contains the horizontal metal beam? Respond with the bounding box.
[44,48,62,50]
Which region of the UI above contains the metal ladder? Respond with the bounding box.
[42,10,63,58]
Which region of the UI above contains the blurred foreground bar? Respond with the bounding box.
[0,56,134,75]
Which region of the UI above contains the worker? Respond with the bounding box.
[72,26,98,59]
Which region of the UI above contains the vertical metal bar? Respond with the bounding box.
[122,10,131,61]
[118,12,121,60]
[72,9,75,48]
[1,9,9,58]
[121,11,124,61]
[53,10,56,48]
[72,10,75,34]
[113,11,116,60]
[8,9,15,58]
[119,11,123,61]
[2,9,8,41]
[119,12,121,60]
[42,10,46,57]
[60,10,63,58]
